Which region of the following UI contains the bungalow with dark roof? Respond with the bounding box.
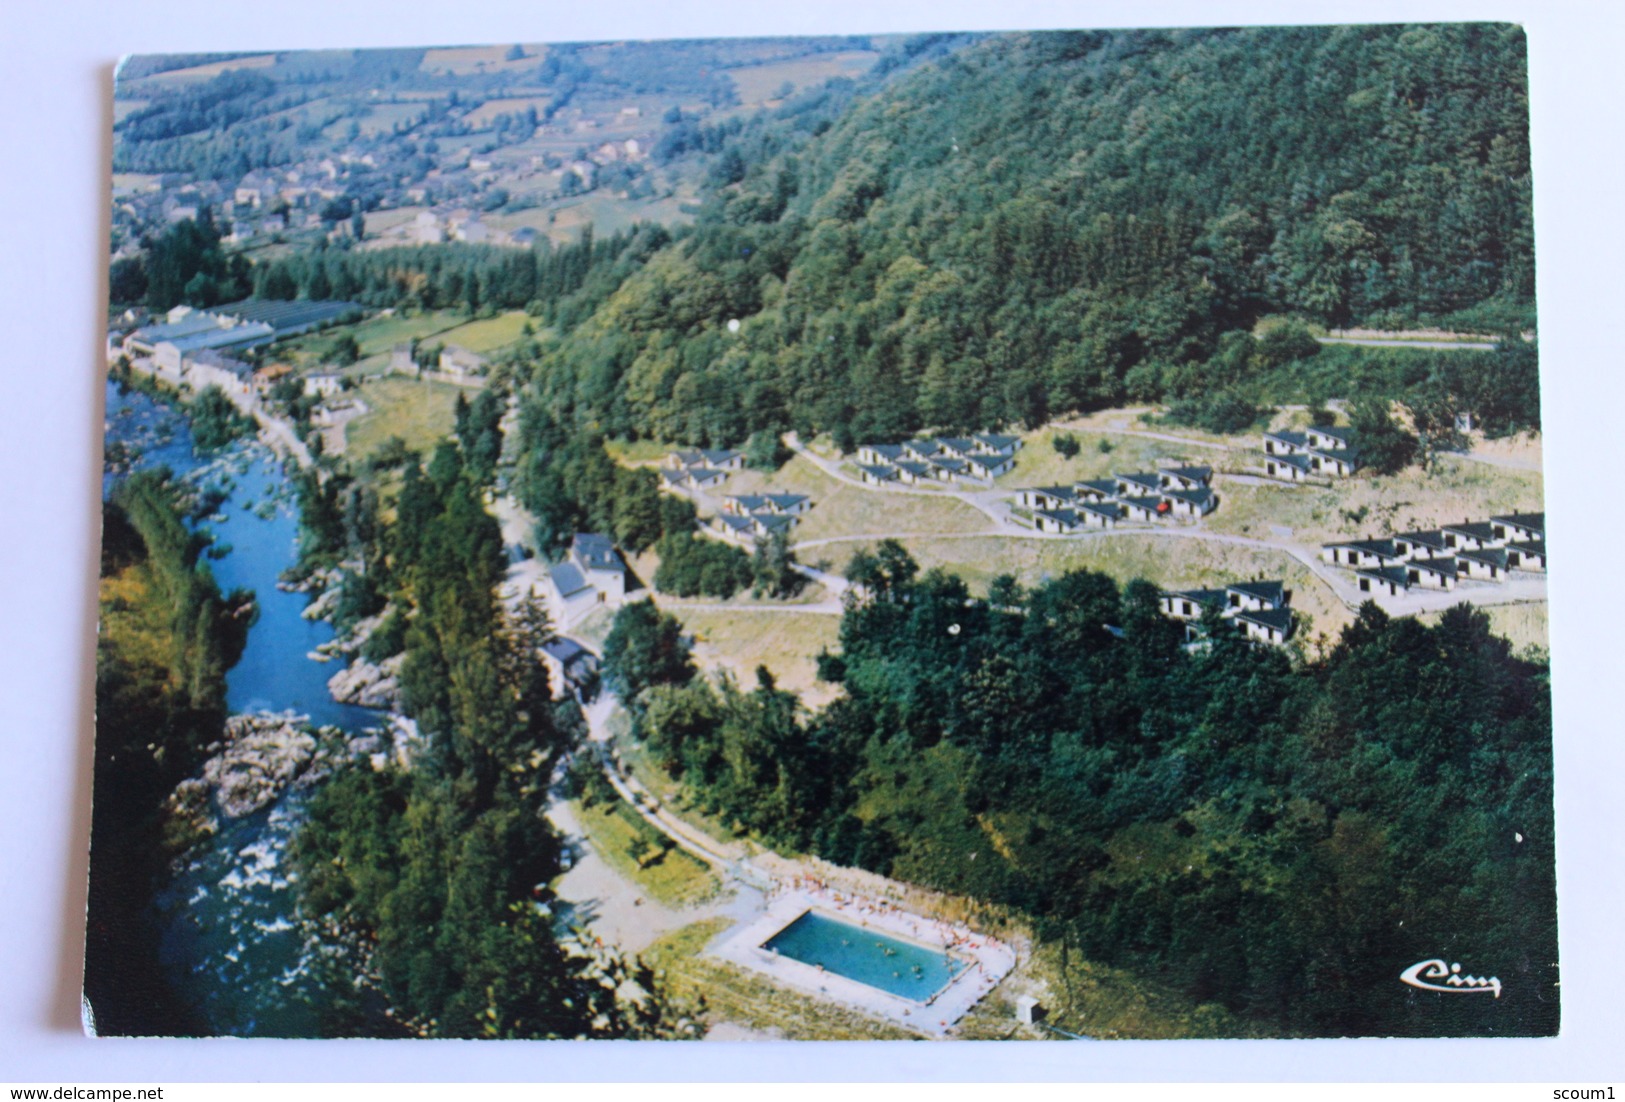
[1457,546,1509,581]
[687,467,729,490]
[1322,539,1399,569]
[1158,465,1213,491]
[857,443,908,466]
[1160,588,1228,620]
[1306,425,1356,452]
[1393,530,1452,559]
[1075,479,1121,502]
[1018,486,1080,510]
[1404,557,1458,589]
[1034,508,1082,534]
[1504,540,1546,571]
[1490,513,1545,543]
[1235,606,1295,645]
[1355,565,1410,597]
[928,456,970,482]
[1114,472,1163,497]
[964,452,1016,479]
[1441,521,1501,552]
[668,448,744,471]
[540,637,599,702]
[711,513,757,542]
[859,464,900,486]
[1225,580,1288,611]
[569,533,626,605]
[973,432,1022,454]
[1264,453,1313,481]
[1162,487,1218,517]
[1079,501,1124,528]
[893,461,933,485]
[658,468,691,494]
[1262,429,1308,456]
[1303,445,1359,477]
[1120,496,1169,523]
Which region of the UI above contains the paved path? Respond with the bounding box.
[1316,337,1496,350]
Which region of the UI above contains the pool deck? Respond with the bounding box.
[709,886,1016,1037]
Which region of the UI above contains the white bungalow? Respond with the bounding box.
[1079,501,1124,529]
[1160,588,1227,620]
[1441,522,1501,552]
[964,452,1016,479]
[1158,465,1213,491]
[1306,425,1356,452]
[1075,479,1120,503]
[1162,487,1218,517]
[1224,580,1288,612]
[1504,540,1546,572]
[1322,539,1399,569]
[1490,513,1545,544]
[859,464,900,485]
[1354,566,1410,597]
[1234,606,1294,645]
[1120,496,1168,523]
[894,461,933,485]
[1264,453,1313,481]
[1304,446,1359,477]
[1033,508,1082,534]
[1457,546,1509,581]
[1392,530,1451,560]
[857,443,908,466]
[1019,486,1080,511]
[1114,472,1163,497]
[1404,557,1458,589]
[1262,429,1308,456]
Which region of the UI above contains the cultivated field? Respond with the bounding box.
[662,606,843,709]
[419,44,546,76]
[462,96,555,127]
[344,309,467,360]
[725,50,882,104]
[344,376,464,461]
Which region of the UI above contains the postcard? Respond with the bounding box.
[88,26,1553,1039]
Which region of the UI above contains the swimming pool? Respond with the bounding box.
[762,910,968,1001]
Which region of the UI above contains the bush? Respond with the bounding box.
[1052,432,1081,458]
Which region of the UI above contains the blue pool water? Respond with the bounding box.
[763,911,967,1001]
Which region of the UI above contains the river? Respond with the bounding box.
[103,378,381,1035]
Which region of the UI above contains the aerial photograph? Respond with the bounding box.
[88,25,1553,1040]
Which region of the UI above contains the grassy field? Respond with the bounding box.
[419,44,545,76]
[690,455,994,548]
[662,606,843,708]
[643,918,920,1040]
[603,438,674,466]
[462,96,554,127]
[1420,600,1549,656]
[325,101,427,139]
[435,310,534,354]
[726,50,881,104]
[569,797,718,908]
[994,425,1232,491]
[817,533,1351,640]
[1203,455,1543,546]
[343,310,467,360]
[344,376,464,461]
[360,207,428,237]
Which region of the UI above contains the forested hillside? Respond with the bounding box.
[512,24,1533,447]
[609,547,1558,1037]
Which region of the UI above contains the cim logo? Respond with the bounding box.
[1400,958,1502,998]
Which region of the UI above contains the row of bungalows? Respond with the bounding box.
[709,492,813,543]
[856,433,1022,486]
[659,448,744,493]
[1320,513,1546,595]
[1158,579,1295,645]
[1017,466,1218,534]
[1262,424,1360,480]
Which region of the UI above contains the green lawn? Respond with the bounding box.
[643,918,921,1040]
[570,796,717,908]
[435,310,535,354]
[344,376,465,462]
[994,426,1221,491]
[726,50,881,104]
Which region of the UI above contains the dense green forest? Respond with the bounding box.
[86,471,257,1035]
[605,544,1556,1037]
[291,437,692,1038]
[507,24,1535,450]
